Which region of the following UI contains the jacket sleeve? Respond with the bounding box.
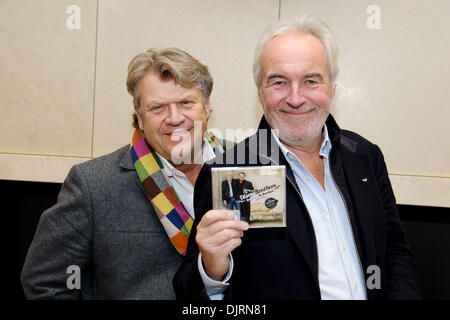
[372,145,421,299]
[221,181,226,202]
[173,164,214,300]
[21,165,93,299]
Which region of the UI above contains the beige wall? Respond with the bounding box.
[1,0,449,207]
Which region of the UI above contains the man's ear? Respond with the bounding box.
[257,87,265,106]
[134,107,144,130]
[330,85,336,99]
[204,97,211,120]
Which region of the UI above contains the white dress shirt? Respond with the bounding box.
[273,126,367,299]
[158,138,216,219]
[201,126,368,300]
[228,180,234,197]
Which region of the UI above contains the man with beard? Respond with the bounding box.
[173,17,421,300]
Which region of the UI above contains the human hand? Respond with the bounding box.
[196,210,248,281]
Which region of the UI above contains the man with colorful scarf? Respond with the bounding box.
[21,48,225,299]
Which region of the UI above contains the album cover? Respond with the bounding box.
[211,166,286,228]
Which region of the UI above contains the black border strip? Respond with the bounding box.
[398,204,450,224]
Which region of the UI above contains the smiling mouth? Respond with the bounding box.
[166,128,192,135]
[279,108,315,116]
[165,128,192,142]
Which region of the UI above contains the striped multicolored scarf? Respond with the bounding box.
[130,129,224,256]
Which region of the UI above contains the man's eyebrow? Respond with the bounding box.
[143,95,199,107]
[266,73,325,82]
[143,99,165,107]
[303,73,324,80]
[266,74,287,82]
[179,94,199,101]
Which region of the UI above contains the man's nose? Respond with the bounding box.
[286,83,306,108]
[166,103,184,125]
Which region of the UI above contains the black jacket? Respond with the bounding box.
[221,179,238,203]
[173,114,421,300]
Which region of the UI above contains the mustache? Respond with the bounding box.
[276,104,318,113]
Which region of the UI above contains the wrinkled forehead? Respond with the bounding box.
[261,32,329,76]
[140,72,203,103]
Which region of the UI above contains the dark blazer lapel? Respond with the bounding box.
[338,145,376,270]
[282,153,319,283]
[327,114,376,271]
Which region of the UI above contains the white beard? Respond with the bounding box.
[262,100,329,147]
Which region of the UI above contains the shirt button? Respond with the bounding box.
[343,245,347,251]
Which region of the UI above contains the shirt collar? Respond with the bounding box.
[319,124,332,159]
[158,136,215,178]
[271,124,332,161]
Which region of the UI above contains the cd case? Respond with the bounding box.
[211,166,286,228]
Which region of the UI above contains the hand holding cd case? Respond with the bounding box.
[211,166,286,228]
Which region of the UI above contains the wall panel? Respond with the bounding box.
[0,0,97,157]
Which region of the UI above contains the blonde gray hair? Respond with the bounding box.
[253,16,339,91]
[126,48,213,128]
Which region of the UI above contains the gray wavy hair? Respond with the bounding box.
[126,48,213,129]
[253,16,339,91]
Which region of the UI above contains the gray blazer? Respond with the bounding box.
[21,145,182,299]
